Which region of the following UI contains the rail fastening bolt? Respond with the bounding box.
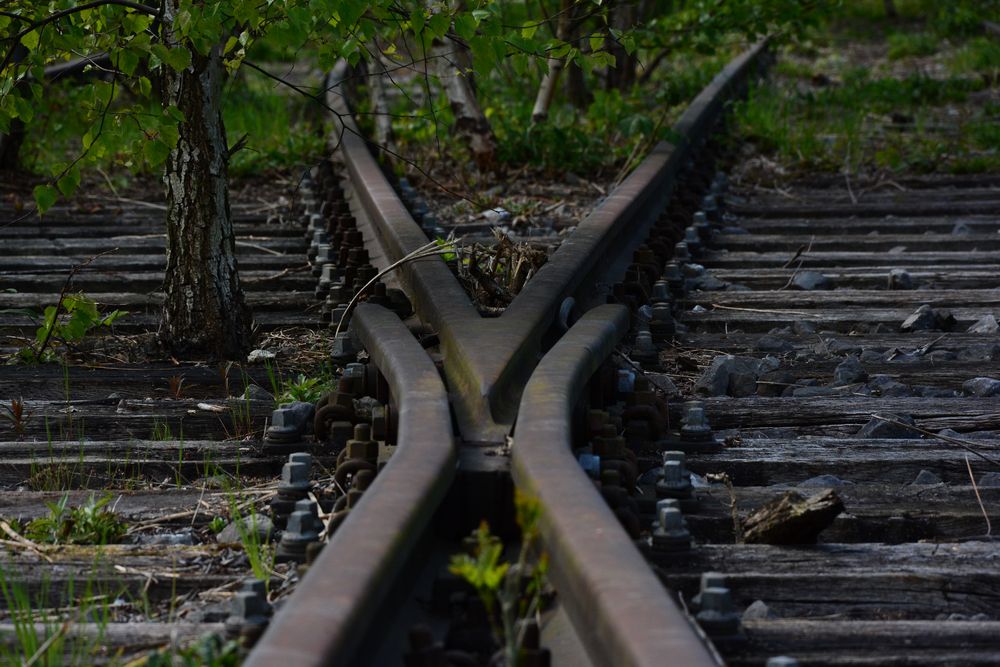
[656,449,693,499]
[681,400,715,443]
[276,499,322,564]
[766,658,800,667]
[674,241,692,264]
[692,571,726,610]
[651,506,690,553]
[650,304,675,342]
[696,586,741,637]
[224,577,272,644]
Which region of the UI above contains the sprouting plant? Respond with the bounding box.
[226,495,273,584]
[143,632,244,666]
[0,567,110,666]
[263,358,282,402]
[168,375,185,399]
[208,516,227,534]
[279,373,333,404]
[17,292,127,363]
[152,418,175,441]
[24,493,127,545]
[448,491,549,666]
[0,397,31,437]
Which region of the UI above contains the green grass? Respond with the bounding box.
[385,46,735,178]
[0,567,112,666]
[223,68,326,176]
[24,493,126,545]
[734,37,999,176]
[887,32,939,60]
[949,37,1000,76]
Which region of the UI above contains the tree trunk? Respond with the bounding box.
[431,39,497,171]
[0,122,25,171]
[158,6,250,360]
[531,0,574,122]
[605,0,638,91]
[368,53,398,163]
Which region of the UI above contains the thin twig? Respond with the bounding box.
[869,414,1000,468]
[31,248,119,361]
[965,455,992,536]
[779,236,815,290]
[334,239,459,338]
[709,304,811,316]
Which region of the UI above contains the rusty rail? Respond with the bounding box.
[244,303,455,667]
[511,305,718,667]
[327,41,769,444]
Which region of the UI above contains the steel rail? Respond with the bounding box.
[511,304,717,667]
[244,303,455,667]
[326,41,769,444]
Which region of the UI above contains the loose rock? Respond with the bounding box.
[742,489,844,545]
[742,600,777,621]
[967,314,999,334]
[218,515,275,544]
[911,469,942,485]
[791,271,833,291]
[857,413,916,439]
[798,474,853,488]
[887,268,913,290]
[900,305,956,332]
[754,335,794,354]
[963,377,1000,397]
[792,320,817,335]
[868,375,912,397]
[832,355,867,386]
[694,355,779,397]
[977,472,1000,488]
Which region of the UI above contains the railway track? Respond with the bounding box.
[2,32,999,667]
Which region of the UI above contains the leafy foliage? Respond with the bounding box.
[143,633,243,667]
[15,292,126,363]
[279,373,334,405]
[24,493,127,545]
[448,491,549,665]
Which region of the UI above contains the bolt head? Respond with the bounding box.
[700,587,734,614]
[281,461,309,485]
[658,507,684,530]
[766,658,800,667]
[699,572,726,593]
[661,460,683,483]
[656,498,680,514]
[289,452,312,467]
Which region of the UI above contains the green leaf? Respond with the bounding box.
[152,45,192,73]
[138,76,152,98]
[144,139,172,167]
[454,14,476,40]
[117,49,139,76]
[56,167,81,197]
[33,185,58,214]
[427,13,450,40]
[20,30,39,50]
[410,9,425,34]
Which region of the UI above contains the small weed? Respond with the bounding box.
[16,292,127,363]
[152,418,175,441]
[226,399,255,439]
[143,632,244,666]
[0,397,30,437]
[168,374,185,399]
[225,496,274,585]
[0,567,110,666]
[208,516,227,534]
[887,32,938,60]
[279,373,333,404]
[448,491,548,665]
[24,493,126,545]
